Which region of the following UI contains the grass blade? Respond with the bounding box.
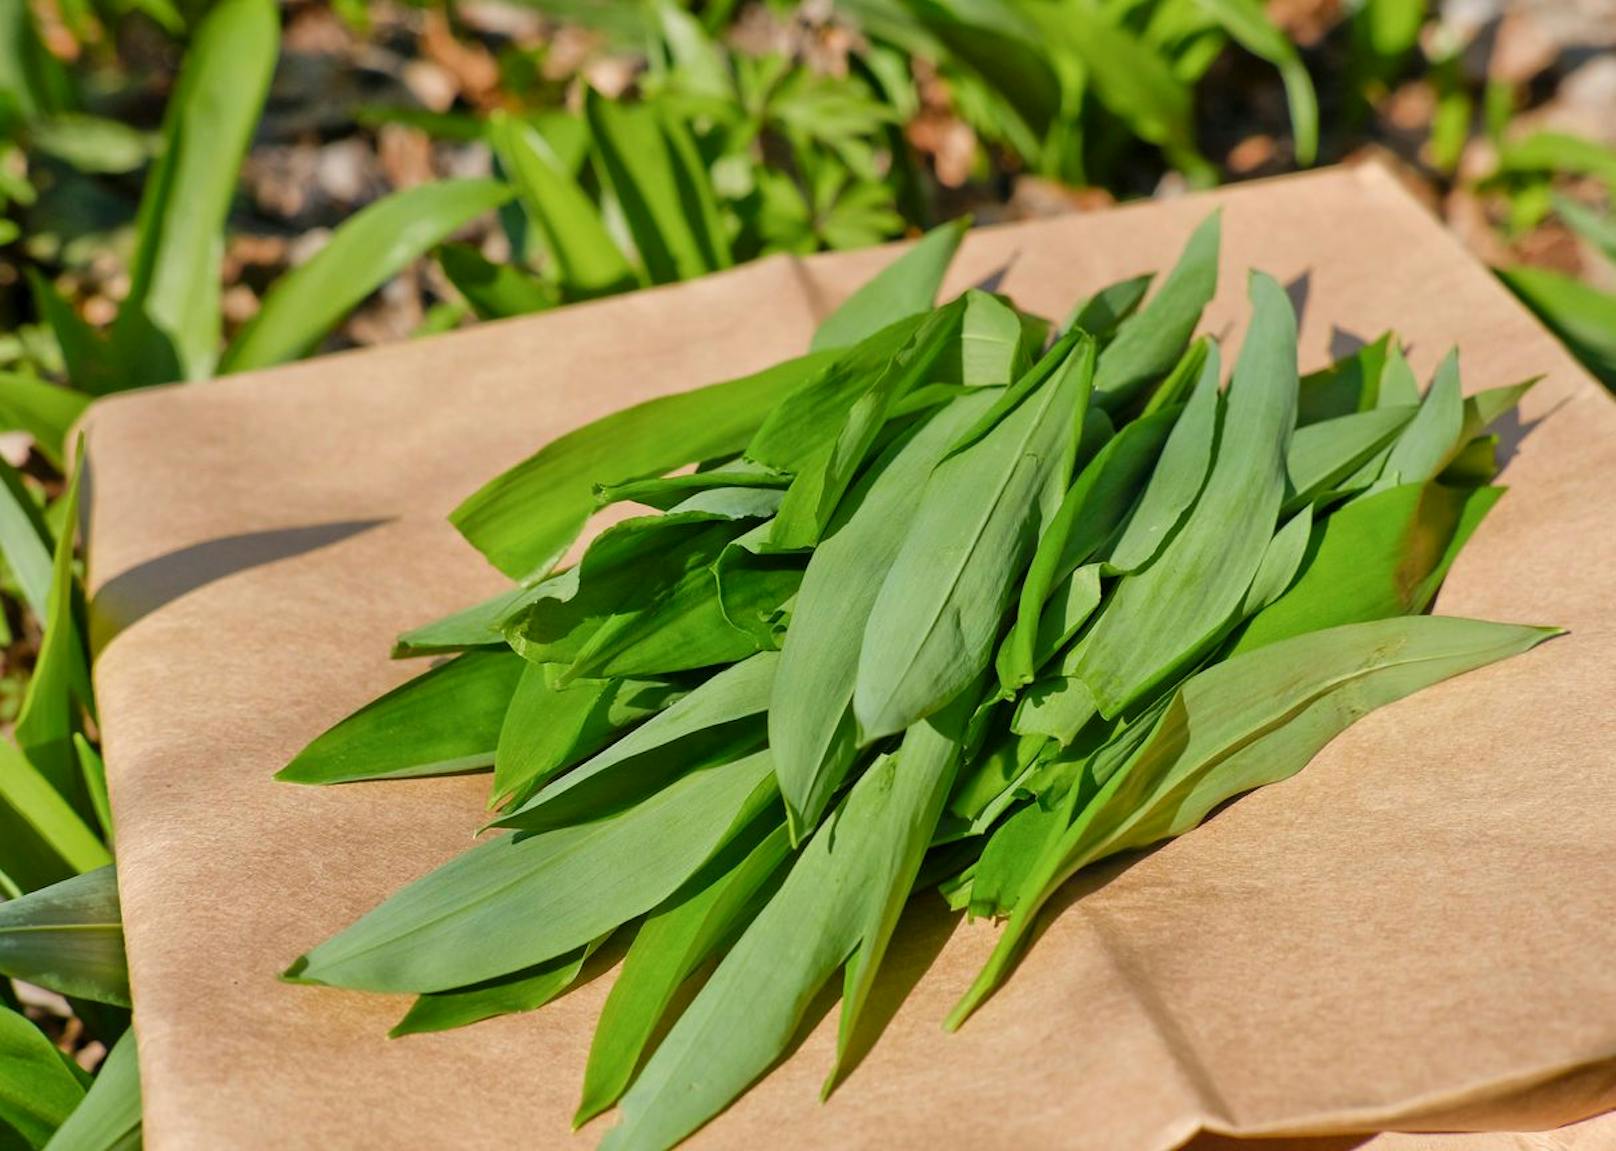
[0,1003,84,1146]
[811,218,968,351]
[40,1025,140,1151]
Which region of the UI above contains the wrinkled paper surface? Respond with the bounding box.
[83,164,1616,1150]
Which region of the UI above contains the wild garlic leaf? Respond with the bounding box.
[279,651,525,786]
[576,818,792,1127]
[810,217,967,351]
[1093,210,1220,408]
[856,336,1092,740]
[1283,404,1415,511]
[286,748,777,994]
[389,932,610,1038]
[1232,481,1502,655]
[1074,271,1297,716]
[0,866,128,1007]
[1239,505,1313,616]
[594,463,789,512]
[771,299,966,549]
[0,736,110,889]
[1064,272,1154,339]
[952,615,1560,1026]
[0,456,55,623]
[1376,349,1463,487]
[451,348,840,579]
[771,389,1000,838]
[493,664,686,810]
[1105,337,1222,572]
[392,581,554,658]
[746,315,927,474]
[711,524,804,649]
[998,405,1178,692]
[947,290,1032,386]
[602,720,961,1151]
[500,652,778,832]
[1297,332,1391,424]
[503,512,759,670]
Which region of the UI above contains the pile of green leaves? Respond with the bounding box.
[282,214,1554,1149]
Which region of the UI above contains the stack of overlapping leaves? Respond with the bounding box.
[278,215,1556,1151]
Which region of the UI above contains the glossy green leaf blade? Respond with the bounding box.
[1284,404,1415,508]
[1233,480,1502,654]
[771,299,965,549]
[0,867,128,1007]
[950,291,1032,387]
[1240,504,1313,615]
[109,0,278,384]
[501,653,777,831]
[0,1003,84,1146]
[0,375,89,471]
[1378,349,1463,486]
[1074,271,1297,716]
[494,664,684,809]
[600,737,953,1151]
[831,709,964,1088]
[0,739,107,892]
[1105,338,1221,572]
[1556,194,1616,267]
[772,390,999,835]
[856,338,1091,740]
[24,272,121,398]
[1065,273,1154,340]
[488,110,636,298]
[810,218,967,352]
[71,736,112,846]
[1297,333,1392,424]
[0,456,54,621]
[287,748,776,994]
[393,581,551,657]
[16,457,91,809]
[41,1026,140,1151]
[278,651,525,785]
[451,349,839,579]
[390,932,608,1037]
[999,405,1178,691]
[221,179,513,373]
[953,615,1559,1026]
[1092,211,1220,407]
[576,819,792,1127]
[585,90,730,284]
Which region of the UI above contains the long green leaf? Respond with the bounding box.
[0,1003,84,1147]
[390,932,609,1037]
[494,664,685,809]
[287,748,777,994]
[1497,265,1616,389]
[278,651,525,786]
[16,457,91,810]
[488,110,636,298]
[1193,0,1318,165]
[500,652,776,832]
[1092,211,1220,407]
[221,180,513,373]
[576,818,791,1126]
[0,867,128,1007]
[810,218,968,351]
[772,389,1000,836]
[109,0,278,384]
[0,456,54,621]
[1233,480,1501,654]
[451,349,840,579]
[0,738,112,882]
[855,336,1091,740]
[1073,270,1296,715]
[953,615,1559,1025]
[585,89,730,284]
[41,1026,140,1151]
